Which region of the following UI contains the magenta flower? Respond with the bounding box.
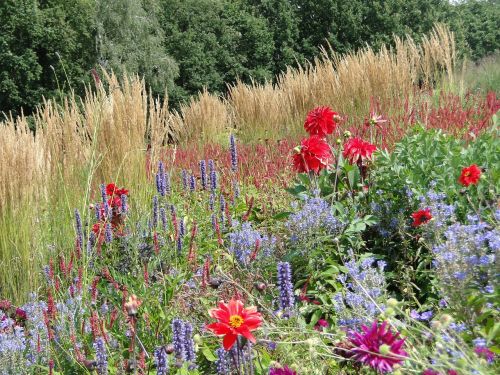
[475,347,495,363]
[348,320,407,373]
[422,370,439,375]
[269,366,297,375]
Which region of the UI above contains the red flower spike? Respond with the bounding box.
[206,299,263,350]
[412,208,432,227]
[292,135,332,174]
[458,164,481,187]
[342,137,377,165]
[304,106,338,137]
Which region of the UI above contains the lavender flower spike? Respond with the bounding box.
[172,318,186,360]
[93,337,108,375]
[230,134,238,172]
[74,209,83,248]
[199,160,207,190]
[154,346,169,375]
[277,262,295,316]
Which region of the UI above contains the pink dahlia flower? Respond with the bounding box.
[348,320,407,373]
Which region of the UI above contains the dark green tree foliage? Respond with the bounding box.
[0,0,95,117]
[159,0,274,103]
[0,0,43,117]
[0,0,498,116]
[96,0,179,96]
[454,0,500,60]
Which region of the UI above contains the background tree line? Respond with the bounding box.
[1,0,498,117]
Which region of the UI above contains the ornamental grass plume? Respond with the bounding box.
[206,299,262,350]
[304,106,339,138]
[348,320,407,373]
[342,137,377,165]
[458,164,482,187]
[292,136,332,174]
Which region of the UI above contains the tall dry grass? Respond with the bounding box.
[0,25,457,302]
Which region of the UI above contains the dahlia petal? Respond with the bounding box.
[206,322,232,336]
[237,325,256,343]
[222,333,238,350]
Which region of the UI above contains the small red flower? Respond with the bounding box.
[458,164,481,187]
[206,299,262,350]
[342,137,377,165]
[304,106,339,137]
[105,183,118,196]
[411,209,432,227]
[292,136,332,174]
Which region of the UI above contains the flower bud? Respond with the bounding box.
[343,130,351,139]
[439,314,453,326]
[379,344,391,355]
[125,295,141,316]
[384,307,395,317]
[165,344,175,354]
[430,320,442,330]
[193,334,202,345]
[254,282,267,292]
[387,298,399,308]
[336,138,342,145]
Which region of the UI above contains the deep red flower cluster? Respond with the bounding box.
[304,106,339,137]
[292,135,332,173]
[92,183,129,237]
[342,137,377,165]
[292,106,338,174]
[411,209,432,227]
[458,164,481,187]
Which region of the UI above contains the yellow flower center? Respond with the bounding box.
[229,315,244,328]
[464,171,471,176]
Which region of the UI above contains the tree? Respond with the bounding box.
[96,0,179,96]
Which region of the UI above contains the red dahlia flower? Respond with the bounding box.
[206,299,262,350]
[458,164,481,187]
[342,137,377,165]
[304,106,339,137]
[348,320,407,373]
[412,209,432,227]
[292,136,332,173]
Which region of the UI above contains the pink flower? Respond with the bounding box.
[474,347,495,363]
[342,137,377,165]
[269,366,297,375]
[314,319,329,331]
[348,321,407,373]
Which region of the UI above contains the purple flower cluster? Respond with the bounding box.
[277,262,295,317]
[156,161,171,197]
[171,319,196,365]
[74,209,83,248]
[154,346,169,375]
[228,222,276,264]
[333,256,386,327]
[199,160,207,190]
[215,347,229,374]
[286,198,341,247]
[93,336,108,375]
[230,134,238,172]
[431,217,498,308]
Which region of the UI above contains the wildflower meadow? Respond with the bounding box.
[0,23,499,375]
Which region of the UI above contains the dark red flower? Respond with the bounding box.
[446,370,459,375]
[458,164,481,187]
[314,318,329,331]
[292,136,332,173]
[15,308,27,321]
[206,299,262,350]
[342,137,377,165]
[411,209,432,227]
[106,183,129,197]
[422,370,439,375]
[348,320,407,373]
[304,106,338,137]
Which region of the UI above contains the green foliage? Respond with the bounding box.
[96,0,179,96]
